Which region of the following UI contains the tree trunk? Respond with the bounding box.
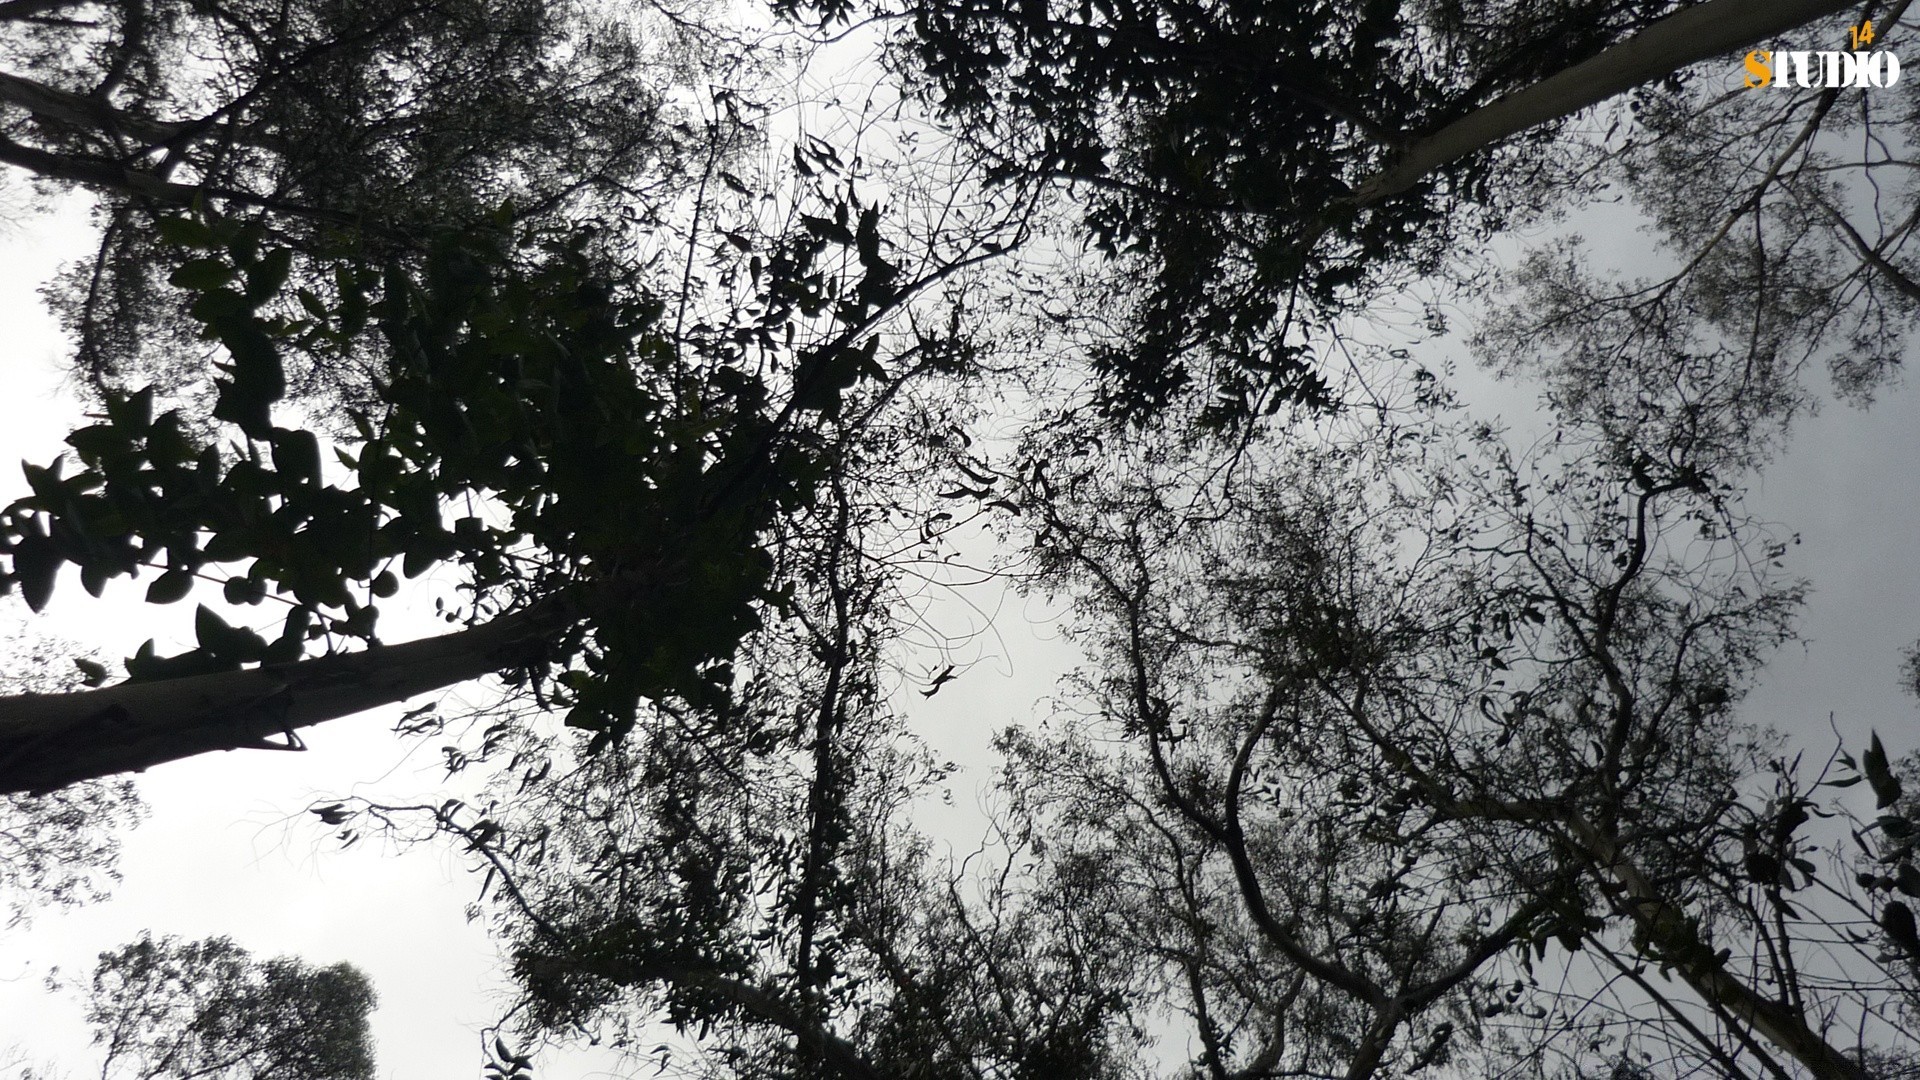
[0,598,576,795]
[0,132,358,224]
[1352,0,1866,206]
[0,72,193,146]
[1567,817,1874,1080]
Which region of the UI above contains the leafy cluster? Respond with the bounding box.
[1,212,807,741]
[786,0,1697,423]
[79,933,375,1080]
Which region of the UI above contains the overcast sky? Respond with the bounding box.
[3,95,1920,1080]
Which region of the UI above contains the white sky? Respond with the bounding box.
[3,97,1920,1080]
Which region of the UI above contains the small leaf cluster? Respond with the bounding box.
[1841,734,1920,961]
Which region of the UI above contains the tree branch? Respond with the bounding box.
[1351,0,1866,207]
[0,595,581,794]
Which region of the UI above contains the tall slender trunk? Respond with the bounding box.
[0,598,576,795]
[1568,817,1873,1080]
[1352,0,1865,206]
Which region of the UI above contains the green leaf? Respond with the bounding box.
[245,247,294,304]
[1866,732,1903,809]
[146,569,195,604]
[296,288,330,320]
[154,216,218,249]
[170,257,238,291]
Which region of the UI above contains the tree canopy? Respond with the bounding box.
[4,0,1920,1077]
[76,933,375,1080]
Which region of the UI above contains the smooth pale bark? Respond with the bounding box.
[0,597,577,795]
[1431,790,1870,1076]
[1352,0,1866,206]
[1566,816,1872,1080]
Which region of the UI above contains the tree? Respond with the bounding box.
[0,0,763,409]
[325,352,1920,1080]
[784,0,1870,424]
[0,621,143,924]
[0,776,143,924]
[323,454,1152,1078]
[0,189,978,791]
[0,22,1039,794]
[6,1,1920,1076]
[1475,13,1920,457]
[985,341,1917,1078]
[74,933,374,1080]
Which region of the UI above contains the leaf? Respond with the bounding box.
[102,387,154,434]
[169,257,238,291]
[270,429,322,486]
[1865,732,1903,809]
[224,575,264,605]
[195,604,233,651]
[12,533,58,613]
[155,215,219,249]
[73,657,108,687]
[402,543,439,579]
[261,607,312,664]
[919,664,957,698]
[66,424,127,460]
[1898,863,1920,897]
[801,213,854,246]
[194,604,268,662]
[209,318,286,438]
[1885,900,1920,957]
[245,247,294,303]
[145,569,195,605]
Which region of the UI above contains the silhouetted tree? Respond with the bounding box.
[796,0,1863,423]
[1,0,763,401]
[78,934,374,1080]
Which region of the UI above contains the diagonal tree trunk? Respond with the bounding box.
[1352,0,1867,206]
[0,72,194,147]
[0,133,358,224]
[1566,816,1873,1080]
[0,597,580,795]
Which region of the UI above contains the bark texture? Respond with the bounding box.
[1354,0,1866,205]
[0,599,574,794]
